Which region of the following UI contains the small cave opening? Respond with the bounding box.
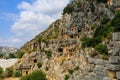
[70,35,74,38]
[58,48,63,52]
[78,29,81,32]
[26,71,28,74]
[34,59,37,63]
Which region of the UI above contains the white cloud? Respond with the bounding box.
[0,38,22,48]
[10,0,69,48]
[18,0,69,15]
[11,38,21,43]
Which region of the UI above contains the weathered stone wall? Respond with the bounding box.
[108,32,120,80]
[86,32,120,80]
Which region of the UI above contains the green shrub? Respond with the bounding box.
[90,36,103,47]
[68,69,74,74]
[100,17,110,25]
[20,74,30,80]
[63,5,74,14]
[64,74,69,80]
[5,67,14,77]
[94,25,113,38]
[80,36,92,48]
[20,70,47,80]
[81,36,102,47]
[74,66,79,71]
[95,43,108,55]
[45,50,52,59]
[0,54,3,58]
[0,67,14,78]
[111,11,120,32]
[15,51,24,58]
[91,24,96,30]
[9,53,16,58]
[13,70,21,77]
[0,67,3,74]
[37,61,43,68]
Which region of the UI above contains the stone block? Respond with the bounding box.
[95,75,103,80]
[103,77,111,80]
[109,56,120,64]
[108,65,120,71]
[94,59,104,65]
[94,59,109,66]
[113,32,120,41]
[87,58,95,64]
[94,65,104,71]
[88,58,109,66]
[113,47,120,56]
[116,72,120,79]
[113,41,120,47]
[95,70,109,77]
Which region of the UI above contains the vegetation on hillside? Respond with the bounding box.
[81,10,120,59]
[20,70,47,80]
[63,4,74,14]
[0,66,13,78]
[0,67,3,74]
[95,43,108,55]
[13,70,21,77]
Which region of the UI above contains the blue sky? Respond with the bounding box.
[0,0,69,48]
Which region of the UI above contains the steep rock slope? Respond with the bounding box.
[15,0,120,80]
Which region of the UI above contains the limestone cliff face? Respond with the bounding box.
[15,0,120,80]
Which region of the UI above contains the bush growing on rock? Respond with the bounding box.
[13,70,21,77]
[111,10,120,32]
[63,5,74,14]
[5,66,14,77]
[45,50,52,59]
[68,69,74,74]
[20,70,47,80]
[74,66,79,71]
[64,74,69,80]
[80,36,92,48]
[0,67,3,74]
[9,53,16,58]
[15,50,24,58]
[80,36,102,47]
[100,17,110,25]
[95,43,108,55]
